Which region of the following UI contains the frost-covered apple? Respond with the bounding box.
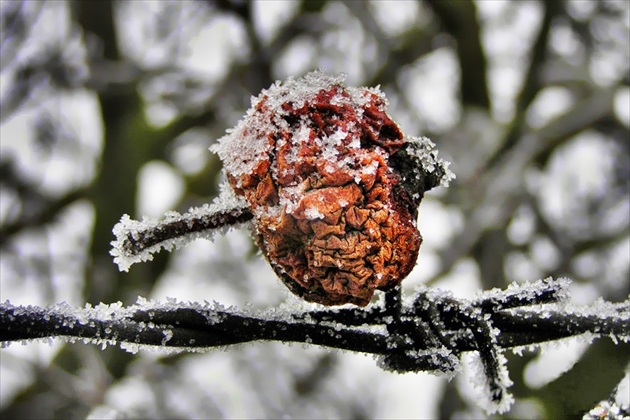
[211,71,453,306]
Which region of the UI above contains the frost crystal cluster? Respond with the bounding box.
[212,70,453,306]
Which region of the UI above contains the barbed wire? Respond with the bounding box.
[2,277,628,414]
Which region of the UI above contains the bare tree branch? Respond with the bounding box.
[424,0,490,109]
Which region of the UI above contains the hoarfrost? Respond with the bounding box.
[403,136,456,187]
[119,342,140,355]
[110,185,249,272]
[475,276,572,309]
[161,329,173,346]
[583,370,630,420]
[582,400,630,420]
[375,347,460,380]
[210,70,352,186]
[462,352,514,415]
[507,299,629,343]
[1,298,230,355]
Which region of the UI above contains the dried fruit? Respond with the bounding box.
[212,71,452,306]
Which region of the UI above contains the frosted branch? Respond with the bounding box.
[110,190,252,271]
[1,278,628,414]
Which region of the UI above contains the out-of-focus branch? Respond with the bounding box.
[483,0,564,170]
[344,1,438,94]
[0,158,88,248]
[0,188,87,248]
[0,2,45,72]
[431,87,617,285]
[423,0,490,109]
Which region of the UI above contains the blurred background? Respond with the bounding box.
[0,0,628,418]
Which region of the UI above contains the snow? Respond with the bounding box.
[304,206,325,220]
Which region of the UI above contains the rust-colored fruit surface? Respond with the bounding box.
[213,71,449,306]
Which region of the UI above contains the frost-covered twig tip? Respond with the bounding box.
[110,191,252,272]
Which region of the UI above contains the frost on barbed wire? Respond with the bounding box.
[0,297,232,354]
[462,352,515,415]
[412,284,515,413]
[583,370,630,420]
[1,277,629,416]
[474,276,572,308]
[584,401,630,420]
